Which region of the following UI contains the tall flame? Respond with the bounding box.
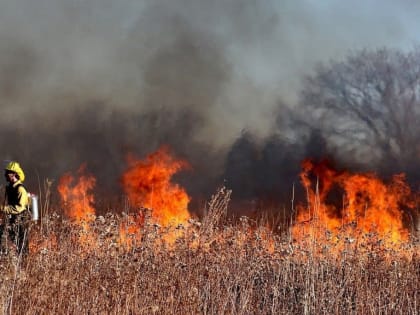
[121,146,191,227]
[57,164,96,226]
[293,159,414,251]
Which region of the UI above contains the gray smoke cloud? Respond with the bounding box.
[0,0,419,211]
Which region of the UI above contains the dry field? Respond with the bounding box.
[0,189,418,315]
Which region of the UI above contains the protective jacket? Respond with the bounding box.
[3,181,29,214]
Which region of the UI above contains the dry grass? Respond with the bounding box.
[0,188,419,315]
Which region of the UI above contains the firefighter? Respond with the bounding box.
[0,161,30,255]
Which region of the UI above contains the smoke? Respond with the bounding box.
[0,0,419,211]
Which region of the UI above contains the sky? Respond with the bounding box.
[1,0,420,204]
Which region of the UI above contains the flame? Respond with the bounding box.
[293,159,414,252]
[57,164,96,245]
[121,146,191,235]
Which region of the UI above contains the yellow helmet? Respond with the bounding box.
[5,161,25,182]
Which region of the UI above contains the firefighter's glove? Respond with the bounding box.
[1,206,12,214]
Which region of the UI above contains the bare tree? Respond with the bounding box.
[299,47,420,179]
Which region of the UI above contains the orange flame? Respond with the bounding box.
[293,159,414,252]
[121,146,191,228]
[57,164,96,231]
